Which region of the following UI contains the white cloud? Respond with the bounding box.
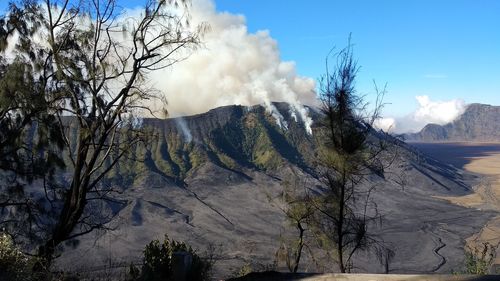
[373,117,396,133]
[382,95,466,133]
[413,95,465,125]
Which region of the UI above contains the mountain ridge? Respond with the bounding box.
[404,103,500,142]
[106,102,320,187]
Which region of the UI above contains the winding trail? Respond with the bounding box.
[430,237,447,272]
[421,222,447,272]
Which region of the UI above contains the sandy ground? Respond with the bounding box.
[436,151,500,264]
[57,155,493,277]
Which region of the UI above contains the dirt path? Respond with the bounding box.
[420,222,448,272]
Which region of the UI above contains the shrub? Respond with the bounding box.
[463,243,496,274]
[234,263,252,278]
[130,235,211,281]
[231,260,278,279]
[0,232,34,281]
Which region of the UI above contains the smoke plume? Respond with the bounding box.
[175,117,193,143]
[4,0,317,133]
[144,0,317,133]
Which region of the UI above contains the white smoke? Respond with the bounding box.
[175,117,193,143]
[267,102,288,130]
[3,0,317,134]
[145,0,317,134]
[382,95,466,133]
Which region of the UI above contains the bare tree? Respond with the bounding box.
[0,0,204,266]
[375,243,395,274]
[272,177,314,273]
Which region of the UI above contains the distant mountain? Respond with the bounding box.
[4,103,493,278]
[405,103,500,142]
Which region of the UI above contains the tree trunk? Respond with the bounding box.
[337,175,346,273]
[293,222,305,273]
[338,245,345,273]
[37,133,91,266]
[38,179,88,266]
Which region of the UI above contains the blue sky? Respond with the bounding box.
[1,0,499,124]
[212,0,500,116]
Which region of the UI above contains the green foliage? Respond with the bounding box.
[110,106,315,184]
[151,133,197,180]
[0,59,64,183]
[2,0,202,265]
[0,232,81,281]
[215,150,238,170]
[188,147,207,170]
[231,260,278,278]
[131,235,211,281]
[234,263,252,278]
[152,133,180,178]
[246,116,283,170]
[169,144,191,178]
[206,111,287,171]
[0,232,37,281]
[461,243,496,275]
[313,39,388,273]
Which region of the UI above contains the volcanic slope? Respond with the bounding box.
[53,103,493,278]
